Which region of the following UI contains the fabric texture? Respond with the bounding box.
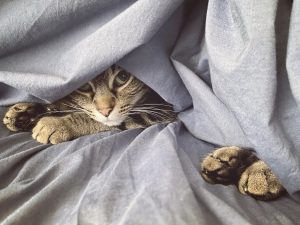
[1,0,300,224]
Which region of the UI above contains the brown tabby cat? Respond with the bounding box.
[2,65,285,201]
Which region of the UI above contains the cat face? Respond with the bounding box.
[66,66,149,126]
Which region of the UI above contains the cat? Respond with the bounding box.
[3,65,176,144]
[2,65,285,201]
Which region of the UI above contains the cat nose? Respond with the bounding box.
[99,108,113,117]
[94,96,115,117]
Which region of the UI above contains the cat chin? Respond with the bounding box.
[92,111,125,127]
[101,120,123,127]
[93,117,124,127]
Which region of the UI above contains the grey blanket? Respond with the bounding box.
[1,0,300,224]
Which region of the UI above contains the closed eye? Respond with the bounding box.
[76,82,95,96]
[78,83,92,92]
[114,72,131,88]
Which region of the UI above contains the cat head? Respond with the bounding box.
[65,65,151,126]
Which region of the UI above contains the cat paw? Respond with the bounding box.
[32,117,73,144]
[3,103,45,131]
[238,160,286,201]
[200,146,258,185]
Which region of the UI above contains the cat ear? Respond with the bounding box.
[107,67,113,75]
[111,64,121,71]
[111,64,117,70]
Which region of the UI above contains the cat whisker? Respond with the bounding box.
[38,110,83,117]
[141,112,172,121]
[134,105,178,114]
[20,109,86,129]
[62,101,93,112]
[133,108,178,118]
[135,103,173,108]
[134,108,173,116]
[130,109,174,121]
[61,103,93,115]
[133,106,176,113]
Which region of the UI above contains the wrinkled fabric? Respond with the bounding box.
[1,0,300,224]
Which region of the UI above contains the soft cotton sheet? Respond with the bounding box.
[1,0,300,224]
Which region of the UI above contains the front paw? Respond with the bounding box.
[200,146,258,185]
[238,160,286,201]
[3,103,45,131]
[32,117,73,144]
